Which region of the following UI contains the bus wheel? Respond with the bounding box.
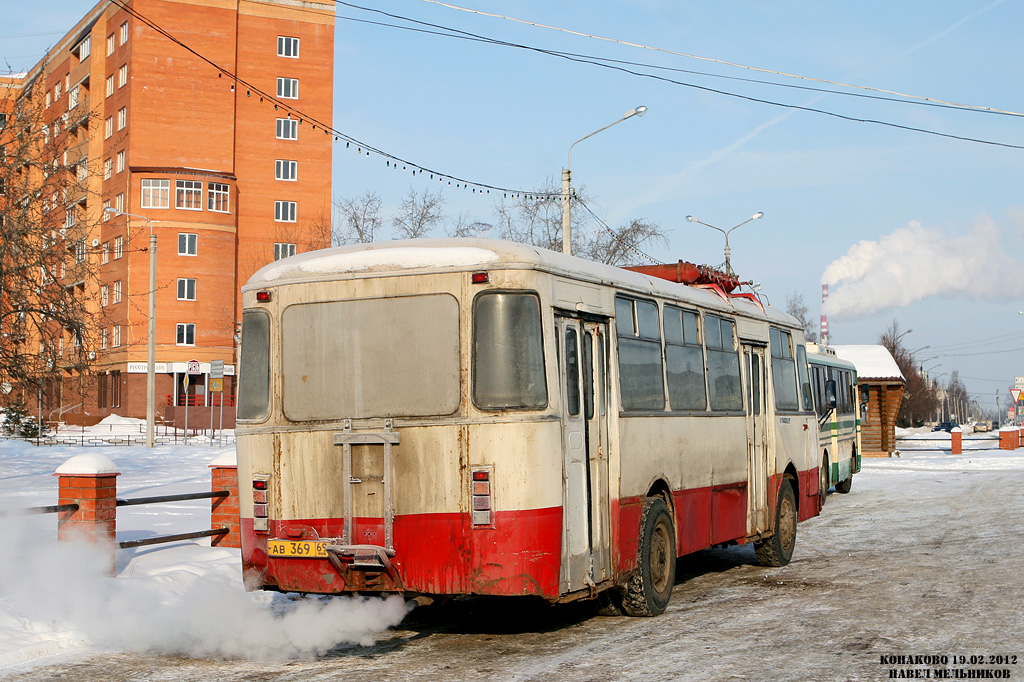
[835,462,853,494]
[755,479,796,567]
[621,496,676,617]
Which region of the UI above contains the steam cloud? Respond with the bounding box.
[821,218,1024,319]
[0,520,409,664]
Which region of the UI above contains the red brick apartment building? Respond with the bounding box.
[1,0,334,426]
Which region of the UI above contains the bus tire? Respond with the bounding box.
[621,496,676,617]
[835,463,853,494]
[755,478,796,567]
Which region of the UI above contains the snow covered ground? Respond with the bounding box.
[1,417,1022,677]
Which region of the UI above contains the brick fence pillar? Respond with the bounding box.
[54,454,120,575]
[999,428,1019,450]
[951,428,962,455]
[210,451,239,548]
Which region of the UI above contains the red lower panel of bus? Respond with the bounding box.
[242,507,563,599]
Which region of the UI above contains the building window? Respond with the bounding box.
[104,159,112,180]
[106,75,114,97]
[107,34,115,56]
[177,278,197,300]
[176,323,196,346]
[114,235,124,259]
[141,179,170,208]
[276,118,298,140]
[208,183,230,213]
[277,36,300,58]
[78,35,91,59]
[115,193,124,214]
[105,117,113,139]
[276,77,298,99]
[46,92,51,108]
[116,150,125,173]
[112,325,121,347]
[69,85,79,109]
[117,107,127,130]
[118,64,127,88]
[102,240,110,262]
[275,159,297,181]
[274,200,297,222]
[55,81,61,99]
[178,232,198,256]
[113,280,122,303]
[120,21,129,45]
[100,328,108,350]
[101,285,109,307]
[176,180,203,210]
[102,202,111,225]
[274,243,297,260]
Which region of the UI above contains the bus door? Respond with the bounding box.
[743,345,771,535]
[556,316,612,593]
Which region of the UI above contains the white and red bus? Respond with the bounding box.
[235,239,824,615]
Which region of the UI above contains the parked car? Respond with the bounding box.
[932,421,960,432]
[974,421,990,433]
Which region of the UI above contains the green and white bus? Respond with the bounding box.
[807,343,860,497]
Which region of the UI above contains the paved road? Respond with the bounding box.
[5,462,1023,682]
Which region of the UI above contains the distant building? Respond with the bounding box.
[832,345,905,458]
[2,0,334,424]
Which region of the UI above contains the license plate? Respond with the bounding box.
[267,540,328,558]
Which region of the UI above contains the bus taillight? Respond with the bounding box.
[471,468,492,526]
[253,478,269,531]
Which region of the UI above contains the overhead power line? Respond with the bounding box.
[412,0,1024,119]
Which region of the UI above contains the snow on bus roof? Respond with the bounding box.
[244,238,799,325]
[831,345,904,381]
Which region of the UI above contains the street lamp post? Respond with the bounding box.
[561,105,647,256]
[105,207,156,448]
[684,212,764,275]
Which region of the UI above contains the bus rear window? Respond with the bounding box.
[281,294,460,420]
[237,309,271,420]
[473,292,547,410]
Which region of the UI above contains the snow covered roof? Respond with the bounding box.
[831,345,904,382]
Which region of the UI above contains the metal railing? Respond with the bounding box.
[115,490,230,549]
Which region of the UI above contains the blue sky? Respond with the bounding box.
[5,0,1024,416]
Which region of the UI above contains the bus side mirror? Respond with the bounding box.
[825,379,837,409]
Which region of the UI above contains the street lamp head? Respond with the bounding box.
[633,105,648,117]
[685,215,697,223]
[752,211,764,220]
[103,207,119,214]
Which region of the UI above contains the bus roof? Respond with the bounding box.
[244,238,801,328]
[806,343,858,372]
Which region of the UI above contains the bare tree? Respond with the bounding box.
[333,191,383,245]
[1,73,98,401]
[576,217,666,266]
[445,212,492,238]
[879,319,936,427]
[785,291,818,343]
[393,187,445,240]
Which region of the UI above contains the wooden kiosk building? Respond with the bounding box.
[833,345,905,458]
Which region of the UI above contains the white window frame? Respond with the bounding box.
[177,278,197,301]
[118,64,127,88]
[276,77,298,99]
[277,36,300,58]
[112,325,121,347]
[101,285,109,307]
[104,158,112,180]
[102,203,111,225]
[78,35,91,59]
[115,193,124,214]
[101,328,108,350]
[106,74,114,97]
[114,235,124,259]
[107,33,115,56]
[113,280,122,304]
[141,179,170,209]
[207,183,230,213]
[275,159,297,181]
[69,85,79,109]
[175,180,203,211]
[274,242,297,260]
[276,118,298,140]
[117,107,127,131]
[274,200,297,223]
[178,232,198,256]
[176,323,196,346]
[120,21,129,45]
[105,117,113,139]
[116,150,125,173]
[102,240,110,262]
